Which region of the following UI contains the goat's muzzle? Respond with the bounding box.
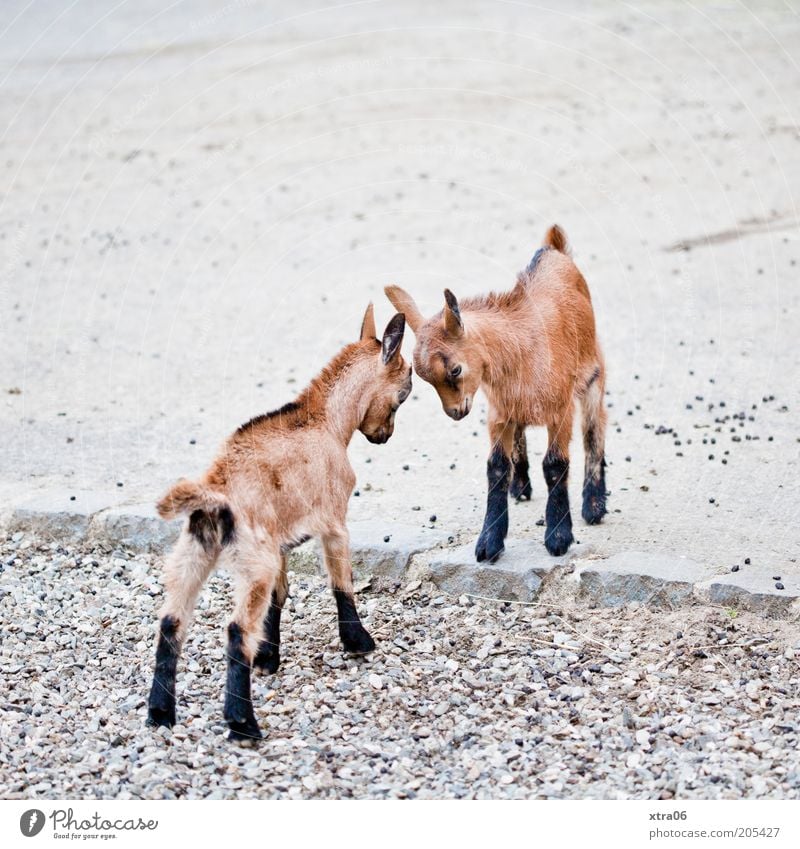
[446,398,472,421]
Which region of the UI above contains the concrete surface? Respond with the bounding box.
[1,1,799,604]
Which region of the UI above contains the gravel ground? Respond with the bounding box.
[1,532,799,800]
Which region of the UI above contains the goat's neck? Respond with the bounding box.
[320,358,374,446]
[465,309,525,391]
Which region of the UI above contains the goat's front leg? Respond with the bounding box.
[253,557,288,674]
[510,423,532,501]
[475,420,515,563]
[543,410,575,556]
[147,531,217,728]
[322,530,375,654]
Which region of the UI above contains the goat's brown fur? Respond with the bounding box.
[147,305,411,740]
[386,224,607,561]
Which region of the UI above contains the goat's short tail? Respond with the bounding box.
[156,478,228,519]
[543,224,570,254]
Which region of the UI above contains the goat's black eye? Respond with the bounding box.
[450,365,462,378]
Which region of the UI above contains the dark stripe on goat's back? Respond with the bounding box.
[236,401,301,435]
[526,246,550,275]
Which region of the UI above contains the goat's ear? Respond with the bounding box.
[384,285,424,332]
[381,313,406,365]
[360,302,377,341]
[443,289,464,338]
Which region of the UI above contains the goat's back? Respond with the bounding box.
[202,424,353,542]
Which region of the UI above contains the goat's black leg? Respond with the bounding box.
[224,561,281,741]
[581,367,608,524]
[582,449,607,525]
[542,416,574,556]
[253,564,289,674]
[224,623,261,741]
[510,424,532,501]
[147,615,180,728]
[475,422,513,563]
[543,451,573,555]
[322,532,375,654]
[334,589,375,654]
[146,531,218,729]
[253,592,283,674]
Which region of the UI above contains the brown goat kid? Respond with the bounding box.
[385,225,607,562]
[147,306,411,740]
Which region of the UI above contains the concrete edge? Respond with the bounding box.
[2,493,798,620]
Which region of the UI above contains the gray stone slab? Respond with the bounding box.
[287,520,447,581]
[6,490,127,542]
[695,570,800,618]
[89,502,180,553]
[349,520,447,579]
[428,537,591,602]
[575,551,709,608]
[8,484,798,622]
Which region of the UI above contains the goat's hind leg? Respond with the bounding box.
[543,409,575,557]
[581,365,608,525]
[224,541,280,741]
[322,530,375,655]
[147,530,217,728]
[253,555,288,674]
[509,424,532,501]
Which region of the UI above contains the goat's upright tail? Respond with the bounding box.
[157,478,235,549]
[525,224,572,275]
[156,478,228,519]
[543,224,570,254]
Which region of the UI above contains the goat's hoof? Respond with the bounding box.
[544,526,574,557]
[253,642,280,674]
[341,626,376,655]
[227,717,263,742]
[582,496,607,525]
[146,703,176,729]
[475,530,505,563]
[510,476,532,501]
[582,479,607,524]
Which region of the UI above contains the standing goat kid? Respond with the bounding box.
[385,225,607,562]
[147,306,411,740]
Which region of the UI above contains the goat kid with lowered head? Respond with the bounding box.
[385,225,607,563]
[147,306,411,740]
